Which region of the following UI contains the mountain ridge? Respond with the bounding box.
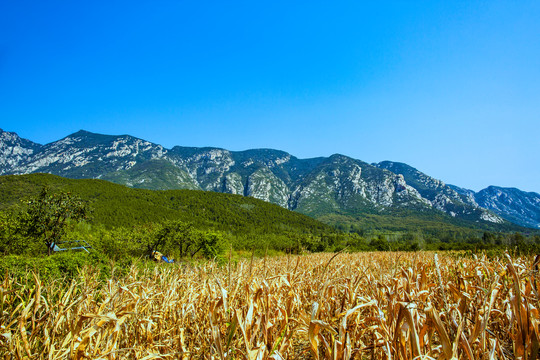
[1,128,538,229]
[450,184,540,229]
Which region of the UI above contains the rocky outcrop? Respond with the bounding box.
[375,161,505,223]
[0,129,42,174]
[475,186,540,228]
[245,168,289,207]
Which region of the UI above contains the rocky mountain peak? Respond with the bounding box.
[0,129,42,174]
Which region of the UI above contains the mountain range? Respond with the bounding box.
[1,128,538,230]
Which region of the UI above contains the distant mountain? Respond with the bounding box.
[375,161,502,223]
[1,128,536,230]
[0,129,42,172]
[5,130,167,178]
[450,184,540,229]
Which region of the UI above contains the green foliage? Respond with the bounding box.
[370,235,390,251]
[148,220,225,259]
[70,225,145,261]
[0,251,112,281]
[0,211,28,254]
[318,206,532,241]
[17,187,87,255]
[199,231,225,259]
[0,174,332,237]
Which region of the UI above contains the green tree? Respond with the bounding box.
[147,220,225,259]
[18,187,87,255]
[150,220,194,257]
[511,232,526,249]
[482,232,495,246]
[197,231,224,259]
[0,211,27,254]
[370,235,390,251]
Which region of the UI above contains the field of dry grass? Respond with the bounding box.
[1,251,539,359]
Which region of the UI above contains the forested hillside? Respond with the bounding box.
[0,173,333,236]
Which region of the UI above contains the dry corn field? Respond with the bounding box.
[1,252,540,359]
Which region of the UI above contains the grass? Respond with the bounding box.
[1,251,539,359]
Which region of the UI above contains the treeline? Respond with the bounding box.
[2,191,538,259]
[320,208,529,237]
[340,230,540,253]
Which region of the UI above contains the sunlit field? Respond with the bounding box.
[1,251,539,359]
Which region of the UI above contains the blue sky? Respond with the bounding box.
[1,1,539,192]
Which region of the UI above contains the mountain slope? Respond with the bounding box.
[0,173,334,236]
[450,185,540,229]
[0,128,532,229]
[18,130,168,178]
[0,129,42,174]
[102,159,200,190]
[376,161,503,223]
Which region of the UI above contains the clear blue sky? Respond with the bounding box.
[1,1,539,193]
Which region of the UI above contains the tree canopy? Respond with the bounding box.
[18,187,87,255]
